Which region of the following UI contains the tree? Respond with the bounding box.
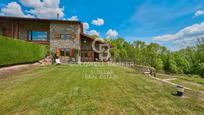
[168,58,178,73]
[107,37,204,78]
[195,63,204,77]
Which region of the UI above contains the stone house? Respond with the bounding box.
[0,16,110,63]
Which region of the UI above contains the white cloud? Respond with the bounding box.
[68,16,78,21]
[92,18,104,26]
[153,22,204,50]
[106,29,118,38]
[169,37,199,51]
[83,22,89,32]
[195,10,204,17]
[87,30,100,36]
[153,22,204,42]
[20,0,41,8]
[0,0,64,19]
[0,2,33,18]
[20,0,64,19]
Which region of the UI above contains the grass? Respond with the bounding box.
[177,75,204,85]
[156,73,204,92]
[171,75,204,92]
[0,65,203,115]
[172,79,204,92]
[0,36,47,67]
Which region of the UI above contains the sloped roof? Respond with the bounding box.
[0,16,81,24]
[80,33,104,43]
[80,33,113,47]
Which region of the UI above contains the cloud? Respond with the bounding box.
[20,0,64,19]
[87,30,100,36]
[153,22,204,42]
[68,16,78,21]
[20,0,41,7]
[0,2,33,18]
[83,22,89,32]
[195,10,204,17]
[92,18,104,26]
[106,29,118,38]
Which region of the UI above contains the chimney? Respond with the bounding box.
[57,13,59,20]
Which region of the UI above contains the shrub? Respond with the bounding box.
[168,59,178,74]
[0,36,48,67]
[195,63,204,77]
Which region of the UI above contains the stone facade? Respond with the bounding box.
[49,22,81,63]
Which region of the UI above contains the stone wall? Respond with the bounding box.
[59,56,70,64]
[49,22,81,63]
[134,65,156,74]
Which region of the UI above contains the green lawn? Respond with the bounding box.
[0,65,203,115]
[156,73,204,92]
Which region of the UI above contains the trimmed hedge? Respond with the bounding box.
[0,36,48,67]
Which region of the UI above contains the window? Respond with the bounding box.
[60,34,72,40]
[82,51,88,57]
[60,48,66,56]
[59,48,71,57]
[29,31,48,41]
[85,52,88,57]
[65,49,70,56]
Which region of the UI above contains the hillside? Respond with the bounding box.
[0,36,47,67]
[0,65,203,114]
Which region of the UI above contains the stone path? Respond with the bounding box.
[0,63,40,79]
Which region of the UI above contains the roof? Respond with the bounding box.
[80,33,104,44]
[80,33,113,47]
[0,16,81,24]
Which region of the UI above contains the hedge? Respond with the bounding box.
[0,36,48,67]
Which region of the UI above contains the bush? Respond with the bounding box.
[195,63,204,77]
[0,36,48,67]
[168,59,178,73]
[154,58,164,70]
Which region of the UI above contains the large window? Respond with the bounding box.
[29,31,48,41]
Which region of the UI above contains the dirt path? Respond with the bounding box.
[149,76,192,91]
[0,63,40,79]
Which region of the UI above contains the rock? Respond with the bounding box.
[134,65,156,77]
[38,56,52,66]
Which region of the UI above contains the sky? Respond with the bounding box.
[1,0,204,50]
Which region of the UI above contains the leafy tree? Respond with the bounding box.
[155,58,164,70]
[107,37,204,77]
[168,58,178,73]
[195,63,204,77]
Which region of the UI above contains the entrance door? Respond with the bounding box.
[87,51,94,61]
[94,52,99,61]
[56,48,61,57]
